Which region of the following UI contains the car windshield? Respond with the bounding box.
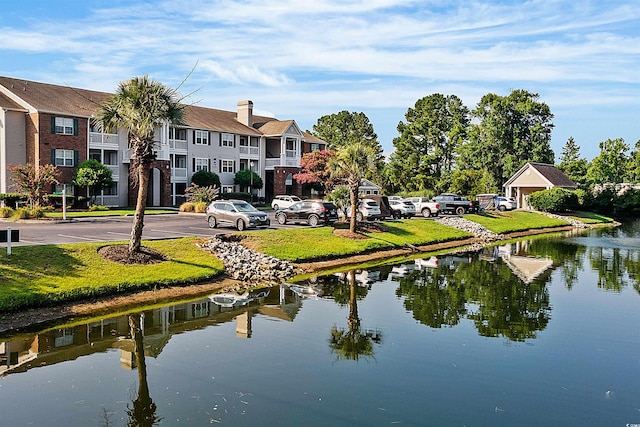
[232,202,258,212]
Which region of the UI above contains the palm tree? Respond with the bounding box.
[329,142,378,233]
[96,76,185,255]
[329,270,382,361]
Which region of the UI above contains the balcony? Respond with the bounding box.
[169,139,188,151]
[105,164,119,179]
[239,145,259,155]
[171,167,188,179]
[89,132,119,146]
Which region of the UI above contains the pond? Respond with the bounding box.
[0,221,639,426]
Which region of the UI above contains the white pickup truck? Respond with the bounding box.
[405,197,439,218]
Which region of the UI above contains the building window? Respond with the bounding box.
[52,184,74,195]
[54,117,75,135]
[310,143,320,151]
[194,158,209,172]
[170,127,187,140]
[54,149,75,167]
[221,133,235,147]
[195,130,209,145]
[102,183,118,196]
[222,185,234,193]
[221,159,235,173]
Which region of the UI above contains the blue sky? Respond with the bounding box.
[1,0,638,161]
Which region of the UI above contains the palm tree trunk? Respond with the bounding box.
[129,162,150,254]
[349,185,358,233]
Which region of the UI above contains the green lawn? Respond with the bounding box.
[465,211,570,234]
[241,220,472,262]
[0,237,224,312]
[569,211,614,224]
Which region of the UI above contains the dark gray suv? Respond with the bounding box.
[206,200,270,231]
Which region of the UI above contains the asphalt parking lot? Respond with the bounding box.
[0,211,335,247]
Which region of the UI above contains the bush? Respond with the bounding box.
[48,194,75,207]
[528,188,579,213]
[193,201,208,213]
[219,192,251,202]
[88,205,109,211]
[0,207,14,218]
[191,170,221,187]
[179,202,195,212]
[184,184,219,204]
[0,193,27,208]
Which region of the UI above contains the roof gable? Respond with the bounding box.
[504,162,576,189]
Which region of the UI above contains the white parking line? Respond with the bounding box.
[57,234,104,241]
[106,232,131,236]
[149,229,203,236]
[188,226,215,231]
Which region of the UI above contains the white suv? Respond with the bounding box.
[343,198,382,221]
[270,195,301,210]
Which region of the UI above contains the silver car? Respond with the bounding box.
[206,200,270,231]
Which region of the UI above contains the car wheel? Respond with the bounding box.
[422,208,431,218]
[455,206,465,215]
[276,213,287,225]
[499,205,506,211]
[236,219,246,231]
[308,214,319,227]
[207,216,217,228]
[272,204,279,210]
[356,212,364,222]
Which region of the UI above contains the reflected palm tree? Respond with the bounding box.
[126,313,162,426]
[329,270,382,361]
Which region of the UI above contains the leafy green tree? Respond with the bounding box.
[191,169,220,187]
[73,159,114,205]
[586,138,629,184]
[8,163,59,208]
[387,94,469,193]
[558,137,588,187]
[627,140,640,183]
[96,75,185,255]
[310,111,384,181]
[457,89,555,192]
[329,142,378,233]
[234,168,263,190]
[326,184,350,218]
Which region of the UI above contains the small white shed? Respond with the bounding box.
[503,162,576,209]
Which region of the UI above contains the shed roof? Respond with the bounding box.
[504,162,576,188]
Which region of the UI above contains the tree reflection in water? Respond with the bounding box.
[396,257,551,342]
[126,313,162,426]
[329,270,382,361]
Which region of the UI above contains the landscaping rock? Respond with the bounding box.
[434,216,503,242]
[198,237,299,289]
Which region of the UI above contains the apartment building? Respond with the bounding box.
[0,76,326,207]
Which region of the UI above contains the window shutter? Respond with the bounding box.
[207,132,211,146]
[74,150,79,166]
[219,161,221,173]
[51,116,56,134]
[218,133,222,147]
[233,136,236,148]
[193,130,196,144]
[51,149,56,164]
[208,159,211,171]
[73,119,79,136]
[192,158,196,172]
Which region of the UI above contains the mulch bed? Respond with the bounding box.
[98,245,168,264]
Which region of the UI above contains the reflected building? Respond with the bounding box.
[0,286,303,376]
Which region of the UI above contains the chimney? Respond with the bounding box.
[237,100,253,127]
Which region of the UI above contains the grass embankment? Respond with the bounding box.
[0,237,224,312]
[465,211,571,234]
[569,211,614,224]
[241,220,472,262]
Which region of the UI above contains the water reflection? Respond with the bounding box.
[126,313,161,426]
[328,270,382,361]
[0,288,294,377]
